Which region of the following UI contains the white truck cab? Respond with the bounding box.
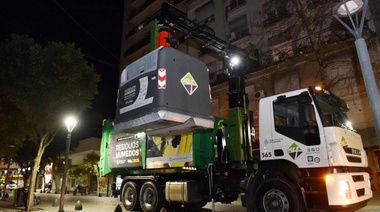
[253,86,372,210]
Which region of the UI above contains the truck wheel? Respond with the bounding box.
[255,178,303,212]
[139,181,163,212]
[122,181,140,211]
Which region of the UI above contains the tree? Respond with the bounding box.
[251,0,360,91]
[67,152,100,194]
[286,0,352,89]
[0,103,26,156]
[0,34,100,210]
[12,142,37,185]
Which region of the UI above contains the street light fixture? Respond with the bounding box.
[333,0,380,146]
[58,116,77,212]
[335,0,364,17]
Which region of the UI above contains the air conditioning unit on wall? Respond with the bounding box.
[254,90,265,100]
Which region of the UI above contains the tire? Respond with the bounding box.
[122,181,141,211]
[139,181,163,212]
[254,178,303,212]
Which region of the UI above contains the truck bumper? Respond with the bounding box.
[325,171,373,207]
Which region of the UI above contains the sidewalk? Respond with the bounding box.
[0,190,123,212]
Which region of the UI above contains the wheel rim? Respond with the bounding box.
[262,189,289,212]
[141,187,155,209]
[124,187,136,207]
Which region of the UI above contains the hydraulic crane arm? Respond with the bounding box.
[158,2,250,62]
[159,2,229,54]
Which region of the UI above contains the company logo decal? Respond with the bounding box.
[307,156,320,163]
[181,72,198,95]
[340,136,347,147]
[287,143,303,160]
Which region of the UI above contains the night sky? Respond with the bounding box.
[0,0,125,140]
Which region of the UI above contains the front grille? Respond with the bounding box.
[347,156,362,163]
[343,147,361,156]
[356,188,365,197]
[352,175,364,182]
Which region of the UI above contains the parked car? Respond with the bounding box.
[0,181,17,191]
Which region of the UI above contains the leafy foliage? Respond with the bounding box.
[0,34,100,210]
[0,34,100,144]
[68,152,100,178]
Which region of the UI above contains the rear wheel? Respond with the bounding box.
[122,181,140,211]
[139,181,164,212]
[254,178,303,212]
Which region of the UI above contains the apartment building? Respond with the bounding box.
[122,0,380,191]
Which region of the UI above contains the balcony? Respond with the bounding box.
[228,28,249,42]
[263,8,291,27]
[225,0,247,14]
[194,14,215,26]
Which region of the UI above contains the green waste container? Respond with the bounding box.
[13,188,24,207]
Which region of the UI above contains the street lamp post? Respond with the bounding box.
[58,116,77,212]
[17,168,21,188]
[333,0,380,146]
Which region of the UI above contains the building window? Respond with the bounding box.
[195,1,214,23]
[229,15,249,41]
[226,0,247,13]
[263,0,289,26]
[271,40,294,62]
[268,29,294,61]
[206,61,217,73]
[268,29,291,46]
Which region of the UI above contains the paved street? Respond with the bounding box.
[0,190,379,211]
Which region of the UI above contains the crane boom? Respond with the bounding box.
[159,2,230,54]
[158,2,253,68]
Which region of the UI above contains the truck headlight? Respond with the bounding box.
[339,180,351,198]
[325,175,334,184]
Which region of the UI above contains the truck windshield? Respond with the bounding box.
[313,93,351,129]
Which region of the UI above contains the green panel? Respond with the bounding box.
[192,130,215,167]
[192,117,228,167]
[99,119,115,177]
[141,135,146,169]
[227,108,245,162]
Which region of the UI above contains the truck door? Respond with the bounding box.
[271,92,325,166]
